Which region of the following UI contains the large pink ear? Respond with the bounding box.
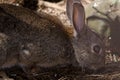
[66,0,85,34]
[73,2,85,33]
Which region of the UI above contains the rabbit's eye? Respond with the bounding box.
[93,45,101,53]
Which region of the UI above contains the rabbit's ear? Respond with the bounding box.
[72,1,85,35]
[66,0,73,23]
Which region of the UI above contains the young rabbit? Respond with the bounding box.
[66,0,105,69]
[0,0,105,73]
[0,6,75,70]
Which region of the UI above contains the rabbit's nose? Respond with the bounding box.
[21,45,31,57]
[22,49,31,56]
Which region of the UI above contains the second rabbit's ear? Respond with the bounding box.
[72,1,85,35]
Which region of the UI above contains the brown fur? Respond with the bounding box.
[0,3,105,73]
[0,4,76,71]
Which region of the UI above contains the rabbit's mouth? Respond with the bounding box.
[74,50,105,70]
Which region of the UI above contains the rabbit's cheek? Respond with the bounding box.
[0,33,8,66]
[73,44,104,69]
[73,48,87,64]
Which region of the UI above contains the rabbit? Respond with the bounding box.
[66,0,105,69]
[0,6,75,70]
[0,0,105,73]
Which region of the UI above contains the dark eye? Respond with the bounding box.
[93,45,101,53]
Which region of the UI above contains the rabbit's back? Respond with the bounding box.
[0,4,62,28]
[0,4,76,69]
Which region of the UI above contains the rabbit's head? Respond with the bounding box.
[66,0,105,70]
